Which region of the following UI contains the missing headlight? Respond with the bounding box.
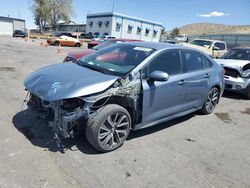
[61,98,85,112]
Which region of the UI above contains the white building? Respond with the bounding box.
[86,12,163,42]
[0,16,25,35]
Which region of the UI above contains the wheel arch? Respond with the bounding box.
[91,95,141,129]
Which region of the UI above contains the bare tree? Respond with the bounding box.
[31,0,50,33]
[48,0,74,30]
[31,0,74,32]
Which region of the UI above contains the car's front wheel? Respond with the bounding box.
[86,104,131,152]
[201,87,219,114]
[75,43,81,47]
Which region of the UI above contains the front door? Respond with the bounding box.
[141,49,185,125]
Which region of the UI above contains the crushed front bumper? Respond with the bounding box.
[26,93,91,139]
[224,76,250,93]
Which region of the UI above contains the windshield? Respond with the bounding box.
[222,49,250,60]
[190,40,212,48]
[78,43,155,76]
[92,40,117,50]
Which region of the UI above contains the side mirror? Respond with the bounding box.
[212,46,220,50]
[149,71,169,82]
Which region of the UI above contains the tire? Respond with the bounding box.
[201,87,219,114]
[75,43,81,47]
[86,104,131,152]
[54,41,60,46]
[246,86,250,99]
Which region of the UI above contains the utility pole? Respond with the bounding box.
[112,0,115,12]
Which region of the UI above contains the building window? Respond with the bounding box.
[137,26,142,35]
[116,23,121,32]
[127,25,133,34]
[98,21,102,28]
[153,30,158,37]
[88,21,93,28]
[104,21,109,27]
[145,28,150,36]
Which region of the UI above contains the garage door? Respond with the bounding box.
[0,21,13,35]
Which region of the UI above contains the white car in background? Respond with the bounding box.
[175,34,188,42]
[215,47,250,98]
[182,39,228,58]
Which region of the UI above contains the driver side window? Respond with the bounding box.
[147,50,182,75]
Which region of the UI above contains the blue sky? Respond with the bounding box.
[1,0,249,30]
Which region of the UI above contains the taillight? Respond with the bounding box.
[222,68,225,75]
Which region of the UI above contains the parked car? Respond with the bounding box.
[175,34,188,42]
[215,47,250,98]
[162,39,176,44]
[47,32,75,44]
[87,39,105,49]
[88,36,116,48]
[13,30,27,38]
[47,35,81,47]
[79,33,93,39]
[64,38,142,63]
[182,39,228,58]
[24,42,224,152]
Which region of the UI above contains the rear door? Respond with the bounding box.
[181,50,211,111]
[141,49,186,124]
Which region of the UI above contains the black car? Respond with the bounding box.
[13,30,27,38]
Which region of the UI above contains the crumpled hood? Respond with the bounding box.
[215,59,250,70]
[24,63,118,101]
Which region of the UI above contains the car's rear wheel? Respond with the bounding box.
[246,86,250,99]
[75,43,81,47]
[201,87,219,114]
[86,104,131,152]
[54,41,60,46]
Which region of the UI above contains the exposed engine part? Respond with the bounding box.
[25,71,142,139]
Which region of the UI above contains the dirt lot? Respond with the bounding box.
[0,35,250,188]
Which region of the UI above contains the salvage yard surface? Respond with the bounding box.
[0,35,250,188]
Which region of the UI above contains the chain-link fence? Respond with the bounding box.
[188,34,250,49]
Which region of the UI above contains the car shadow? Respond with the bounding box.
[222,90,248,100]
[127,113,195,140]
[13,110,195,154]
[12,110,99,155]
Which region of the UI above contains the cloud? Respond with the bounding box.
[197,11,229,18]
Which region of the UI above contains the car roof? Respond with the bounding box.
[108,38,142,42]
[233,46,250,50]
[192,38,225,43]
[121,41,180,50]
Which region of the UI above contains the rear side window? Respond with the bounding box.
[201,55,213,69]
[182,50,203,72]
[148,50,182,75]
[214,42,225,50]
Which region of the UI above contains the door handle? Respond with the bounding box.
[178,80,186,85]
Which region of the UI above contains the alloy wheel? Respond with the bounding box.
[205,88,219,113]
[98,112,130,150]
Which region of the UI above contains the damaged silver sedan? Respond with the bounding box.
[24,42,224,152]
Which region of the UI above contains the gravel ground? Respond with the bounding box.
[0,35,250,188]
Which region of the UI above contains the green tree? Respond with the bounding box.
[170,27,180,38]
